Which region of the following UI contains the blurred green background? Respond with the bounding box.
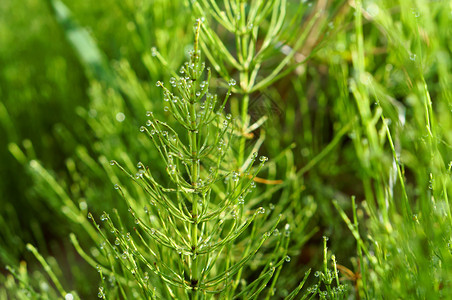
[1,0,451,298]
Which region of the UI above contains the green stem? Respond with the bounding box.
[189,99,199,299]
[237,93,250,169]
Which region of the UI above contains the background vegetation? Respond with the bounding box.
[1,0,451,298]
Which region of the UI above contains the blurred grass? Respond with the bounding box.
[1,0,451,298]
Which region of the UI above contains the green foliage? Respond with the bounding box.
[1,0,451,299]
[86,22,295,298]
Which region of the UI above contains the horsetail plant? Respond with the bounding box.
[86,20,306,299]
[192,0,327,167]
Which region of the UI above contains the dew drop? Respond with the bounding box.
[284,223,291,237]
[285,256,291,262]
[259,156,268,162]
[409,53,416,61]
[140,126,146,132]
[109,160,115,166]
[115,112,125,122]
[151,47,157,57]
[65,293,74,300]
[228,79,236,86]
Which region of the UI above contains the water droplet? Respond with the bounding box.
[232,171,240,182]
[151,47,157,57]
[164,106,169,112]
[114,184,119,190]
[110,160,115,166]
[196,91,201,97]
[285,256,291,262]
[259,156,268,162]
[315,271,321,277]
[284,224,291,237]
[228,79,236,86]
[116,112,125,122]
[140,126,146,132]
[79,201,87,210]
[65,293,74,300]
[366,3,379,17]
[115,238,120,246]
[257,207,265,214]
[409,53,416,61]
[146,111,153,117]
